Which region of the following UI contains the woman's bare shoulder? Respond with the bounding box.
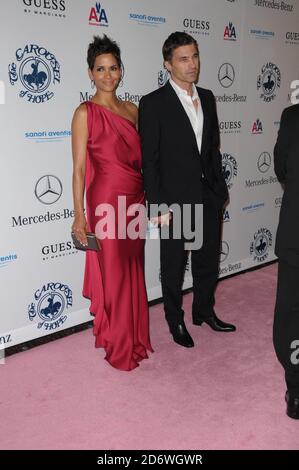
[124,100,138,112]
[74,102,88,116]
[123,100,138,122]
[72,103,88,126]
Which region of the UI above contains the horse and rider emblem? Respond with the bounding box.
[20,58,49,92]
[257,63,281,103]
[250,228,273,263]
[222,153,238,190]
[8,44,60,102]
[28,282,72,330]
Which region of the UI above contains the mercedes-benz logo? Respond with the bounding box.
[218,63,235,88]
[220,241,229,263]
[257,152,271,173]
[35,175,63,205]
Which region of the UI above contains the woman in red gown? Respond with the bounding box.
[71,35,153,371]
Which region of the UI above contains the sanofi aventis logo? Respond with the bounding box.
[25,129,71,143]
[0,254,18,268]
[129,12,166,26]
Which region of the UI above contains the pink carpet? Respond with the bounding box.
[1,264,298,450]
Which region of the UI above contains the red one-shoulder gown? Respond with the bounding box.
[82,101,153,371]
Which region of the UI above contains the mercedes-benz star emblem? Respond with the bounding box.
[220,241,229,263]
[35,175,63,205]
[218,63,235,88]
[257,152,271,173]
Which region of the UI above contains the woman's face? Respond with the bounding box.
[89,53,121,93]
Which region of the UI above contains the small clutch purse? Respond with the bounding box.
[71,232,101,252]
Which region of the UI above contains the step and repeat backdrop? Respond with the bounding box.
[1,0,299,349]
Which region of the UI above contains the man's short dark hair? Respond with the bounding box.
[162,31,198,62]
[87,34,121,70]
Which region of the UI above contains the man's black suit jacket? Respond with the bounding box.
[274,103,299,267]
[138,81,228,215]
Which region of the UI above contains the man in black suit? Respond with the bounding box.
[139,32,236,348]
[273,103,299,419]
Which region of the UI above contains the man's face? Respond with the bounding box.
[165,43,200,85]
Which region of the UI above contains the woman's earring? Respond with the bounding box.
[91,80,95,89]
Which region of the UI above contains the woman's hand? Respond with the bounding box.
[72,215,88,246]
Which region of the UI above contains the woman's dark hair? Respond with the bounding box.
[162,31,198,62]
[87,34,122,70]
